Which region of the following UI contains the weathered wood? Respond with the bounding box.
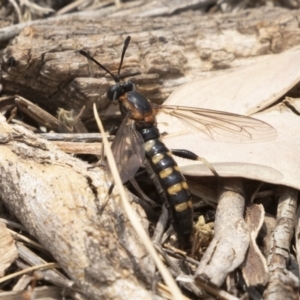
[241,203,269,286]
[2,7,300,122]
[0,222,18,277]
[0,116,155,300]
[195,178,250,286]
[0,286,63,300]
[0,0,237,40]
[16,242,73,288]
[264,187,299,300]
[39,132,108,142]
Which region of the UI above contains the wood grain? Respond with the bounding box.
[0,116,155,299]
[2,7,300,122]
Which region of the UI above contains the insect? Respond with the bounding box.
[79,37,277,244]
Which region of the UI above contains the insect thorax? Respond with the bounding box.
[107,81,135,101]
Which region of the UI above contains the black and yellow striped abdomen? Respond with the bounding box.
[137,125,193,243]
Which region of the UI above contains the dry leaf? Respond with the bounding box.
[158,49,300,190]
[164,46,300,115]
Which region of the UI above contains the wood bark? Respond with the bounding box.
[0,115,155,300]
[2,7,300,122]
[195,178,249,286]
[264,187,298,300]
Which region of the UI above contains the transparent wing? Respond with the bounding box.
[157,105,277,143]
[107,118,145,183]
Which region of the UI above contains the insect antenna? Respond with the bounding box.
[79,36,131,83]
[79,49,118,82]
[117,36,131,79]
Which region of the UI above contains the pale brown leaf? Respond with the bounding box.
[158,49,300,190]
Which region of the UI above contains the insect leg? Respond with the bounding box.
[171,149,222,186]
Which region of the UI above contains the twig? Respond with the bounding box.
[0,262,60,284]
[15,96,72,133]
[39,132,110,142]
[8,229,46,251]
[8,0,23,23]
[194,277,239,300]
[264,187,299,299]
[52,141,103,155]
[195,178,250,286]
[19,0,54,16]
[16,242,74,288]
[152,205,168,244]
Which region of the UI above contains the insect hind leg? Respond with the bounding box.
[171,149,222,186]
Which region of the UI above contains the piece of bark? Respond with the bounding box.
[2,7,300,121]
[0,116,155,300]
[15,96,73,133]
[0,96,15,112]
[259,213,276,258]
[12,274,32,291]
[0,286,63,300]
[264,187,299,300]
[0,221,18,277]
[16,242,74,289]
[52,141,103,154]
[240,203,269,287]
[39,132,109,142]
[195,277,239,300]
[195,178,250,286]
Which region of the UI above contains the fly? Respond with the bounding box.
[79,36,277,244]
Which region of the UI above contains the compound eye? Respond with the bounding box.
[128,81,136,91]
[107,85,121,101]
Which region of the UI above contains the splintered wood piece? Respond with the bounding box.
[0,96,15,112]
[260,213,277,257]
[264,187,299,299]
[0,221,18,277]
[39,132,109,142]
[12,274,32,292]
[15,96,72,133]
[0,286,63,300]
[53,141,103,155]
[240,203,269,286]
[152,205,168,244]
[0,117,155,300]
[194,277,239,300]
[195,178,250,286]
[16,242,73,288]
